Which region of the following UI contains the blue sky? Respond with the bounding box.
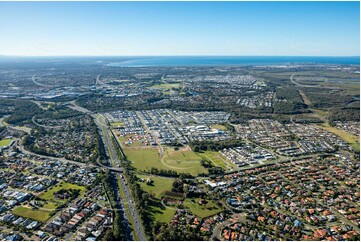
[0,1,359,56]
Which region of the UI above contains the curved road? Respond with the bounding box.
[16,139,124,172]
[32,115,63,129]
[32,75,55,88]
[290,74,339,90]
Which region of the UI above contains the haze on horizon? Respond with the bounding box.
[0,1,359,57]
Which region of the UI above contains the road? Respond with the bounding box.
[210,213,248,240]
[31,74,54,88]
[96,74,102,85]
[16,140,93,168]
[93,113,147,241]
[31,115,62,129]
[67,100,92,114]
[16,139,124,172]
[290,74,339,89]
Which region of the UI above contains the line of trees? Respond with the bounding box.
[101,170,127,241]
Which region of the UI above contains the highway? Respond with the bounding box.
[31,74,54,88]
[290,74,339,89]
[93,113,147,241]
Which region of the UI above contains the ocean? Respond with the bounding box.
[106,56,360,67]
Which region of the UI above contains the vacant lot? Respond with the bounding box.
[198,150,237,172]
[320,123,360,152]
[39,181,86,206]
[110,122,125,127]
[42,202,58,210]
[12,206,52,222]
[124,147,163,171]
[150,83,180,89]
[210,124,227,130]
[138,175,174,199]
[0,139,12,147]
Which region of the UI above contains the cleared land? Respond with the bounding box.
[198,150,237,172]
[298,89,312,106]
[320,123,360,152]
[117,134,145,147]
[0,119,9,126]
[0,139,12,147]
[12,206,52,222]
[110,122,125,127]
[210,124,227,131]
[138,175,174,199]
[124,147,162,171]
[150,83,180,89]
[42,202,58,210]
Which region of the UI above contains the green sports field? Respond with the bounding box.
[124,147,208,176]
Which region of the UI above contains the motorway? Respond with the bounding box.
[93,113,147,241]
[31,74,54,88]
[290,74,339,90]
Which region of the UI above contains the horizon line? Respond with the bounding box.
[0,55,360,58]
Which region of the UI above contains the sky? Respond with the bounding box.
[0,1,359,56]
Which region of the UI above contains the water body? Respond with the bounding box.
[106,56,360,67]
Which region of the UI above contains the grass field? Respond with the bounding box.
[197,151,237,171]
[0,119,9,126]
[39,181,86,205]
[12,206,52,222]
[0,139,12,147]
[151,83,180,89]
[124,147,162,171]
[320,123,360,152]
[125,147,208,176]
[184,198,223,218]
[311,108,329,120]
[42,202,58,210]
[138,175,174,199]
[210,124,227,131]
[110,122,125,127]
[150,204,176,223]
[162,148,208,176]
